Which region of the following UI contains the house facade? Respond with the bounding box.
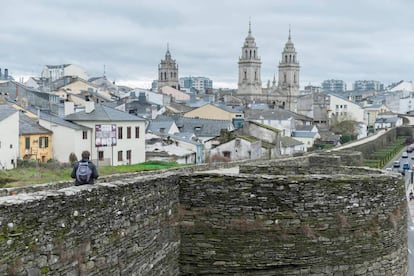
[0,102,19,169]
[39,113,91,164]
[328,94,364,123]
[184,103,244,122]
[19,114,53,162]
[209,137,262,161]
[64,103,146,166]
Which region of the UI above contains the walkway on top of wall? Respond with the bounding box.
[329,129,387,151]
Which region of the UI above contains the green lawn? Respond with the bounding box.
[0,161,183,188]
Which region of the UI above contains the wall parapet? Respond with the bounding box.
[0,152,408,275]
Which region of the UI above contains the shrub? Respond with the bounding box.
[69,152,78,165]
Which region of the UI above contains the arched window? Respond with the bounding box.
[164,72,167,80]
[289,55,292,62]
[254,50,256,58]
[245,50,248,58]
[293,55,296,62]
[170,72,173,78]
[250,50,252,58]
[244,71,247,80]
[255,71,257,80]
[284,74,287,83]
[285,55,288,63]
[294,74,296,83]
[160,72,162,80]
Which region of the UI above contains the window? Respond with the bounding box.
[82,131,87,139]
[39,137,49,148]
[126,150,131,160]
[118,151,123,161]
[25,137,30,150]
[135,127,140,138]
[223,151,231,158]
[118,127,123,139]
[127,127,131,139]
[98,151,104,161]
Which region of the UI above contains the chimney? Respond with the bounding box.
[4,69,8,79]
[64,101,75,115]
[139,92,146,103]
[151,105,158,119]
[85,101,95,113]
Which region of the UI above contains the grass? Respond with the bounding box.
[0,161,183,188]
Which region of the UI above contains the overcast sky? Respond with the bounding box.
[1,0,413,89]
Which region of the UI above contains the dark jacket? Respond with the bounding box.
[71,158,99,185]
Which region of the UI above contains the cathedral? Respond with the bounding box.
[158,44,179,90]
[237,22,300,112]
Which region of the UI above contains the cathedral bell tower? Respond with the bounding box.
[278,28,300,112]
[158,44,179,90]
[238,21,262,95]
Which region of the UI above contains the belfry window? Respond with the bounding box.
[244,71,247,80]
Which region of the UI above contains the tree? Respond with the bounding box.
[330,120,358,144]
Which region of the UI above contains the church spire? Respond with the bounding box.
[238,19,262,95]
[288,25,291,41]
[166,43,171,58]
[248,18,252,36]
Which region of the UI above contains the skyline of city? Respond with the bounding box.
[2,0,414,89]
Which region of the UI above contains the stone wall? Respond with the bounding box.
[0,173,181,275]
[335,128,397,159]
[0,152,408,275]
[179,170,407,275]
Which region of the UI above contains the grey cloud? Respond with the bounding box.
[2,0,414,88]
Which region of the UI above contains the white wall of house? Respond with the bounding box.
[209,138,261,161]
[281,144,304,155]
[74,120,146,166]
[0,111,19,169]
[329,94,364,123]
[293,136,314,150]
[250,118,294,137]
[39,119,91,163]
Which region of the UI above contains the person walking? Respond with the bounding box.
[71,150,99,186]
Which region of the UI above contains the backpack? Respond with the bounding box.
[76,161,92,184]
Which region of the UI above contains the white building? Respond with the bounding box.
[179,76,213,93]
[41,64,88,82]
[209,137,262,161]
[328,94,364,123]
[0,102,19,169]
[39,113,91,164]
[63,102,146,166]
